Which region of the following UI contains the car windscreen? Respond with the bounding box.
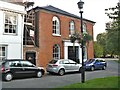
[85,59,94,64]
[99,60,105,62]
[49,60,57,64]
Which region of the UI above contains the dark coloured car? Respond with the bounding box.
[84,58,107,71]
[1,59,45,81]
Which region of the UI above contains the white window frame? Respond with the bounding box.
[52,16,60,36]
[69,21,75,35]
[83,23,87,33]
[4,12,18,35]
[0,45,7,61]
[53,44,60,60]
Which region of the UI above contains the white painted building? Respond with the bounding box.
[0,1,26,62]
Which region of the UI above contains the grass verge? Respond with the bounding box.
[55,76,119,89]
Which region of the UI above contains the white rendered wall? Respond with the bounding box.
[0,1,25,59]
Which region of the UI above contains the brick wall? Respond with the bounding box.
[37,10,94,67]
[23,8,94,67]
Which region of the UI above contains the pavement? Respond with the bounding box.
[104,58,119,61]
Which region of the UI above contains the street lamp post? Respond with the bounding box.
[77,0,85,83]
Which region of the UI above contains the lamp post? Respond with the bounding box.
[77,0,85,83]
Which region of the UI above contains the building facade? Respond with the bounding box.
[0,1,25,62]
[23,5,95,67]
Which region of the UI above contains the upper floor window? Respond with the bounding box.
[4,12,17,34]
[52,16,60,35]
[69,21,75,35]
[83,23,87,33]
[53,44,60,60]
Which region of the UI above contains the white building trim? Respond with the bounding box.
[63,40,82,63]
[0,1,26,14]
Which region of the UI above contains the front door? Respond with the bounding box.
[26,52,36,65]
[68,46,79,63]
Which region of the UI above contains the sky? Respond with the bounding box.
[28,0,118,41]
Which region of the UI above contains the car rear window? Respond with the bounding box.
[49,60,57,64]
[2,61,9,68]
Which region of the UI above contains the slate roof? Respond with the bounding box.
[33,5,95,23]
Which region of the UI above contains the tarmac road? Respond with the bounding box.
[1,59,119,89]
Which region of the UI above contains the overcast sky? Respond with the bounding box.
[29,0,118,41]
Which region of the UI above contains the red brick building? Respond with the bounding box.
[23,5,95,67]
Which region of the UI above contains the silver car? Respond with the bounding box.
[46,59,82,76]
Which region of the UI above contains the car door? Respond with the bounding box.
[94,60,101,69]
[9,61,23,77]
[62,60,71,72]
[20,61,37,77]
[69,60,79,71]
[99,60,105,68]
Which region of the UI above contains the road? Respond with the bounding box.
[1,60,120,89]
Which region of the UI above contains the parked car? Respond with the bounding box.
[1,59,45,81]
[46,59,82,76]
[84,58,107,71]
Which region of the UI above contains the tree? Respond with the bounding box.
[94,41,103,58]
[105,2,120,58]
[96,33,107,57]
[106,22,119,56]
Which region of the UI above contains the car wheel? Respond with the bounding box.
[102,66,106,70]
[91,66,95,71]
[37,71,42,78]
[5,73,13,81]
[58,69,65,76]
[79,67,82,73]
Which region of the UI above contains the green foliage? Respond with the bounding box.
[83,33,92,45]
[106,22,119,55]
[70,32,82,44]
[105,2,120,57]
[70,31,92,46]
[97,33,107,46]
[96,33,107,57]
[94,41,103,58]
[105,2,120,20]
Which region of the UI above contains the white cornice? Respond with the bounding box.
[0,1,26,14]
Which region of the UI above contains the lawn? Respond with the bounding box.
[56,76,119,89]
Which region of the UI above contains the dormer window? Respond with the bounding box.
[52,16,60,36]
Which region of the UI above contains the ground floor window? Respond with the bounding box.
[53,44,60,60]
[0,45,7,61]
